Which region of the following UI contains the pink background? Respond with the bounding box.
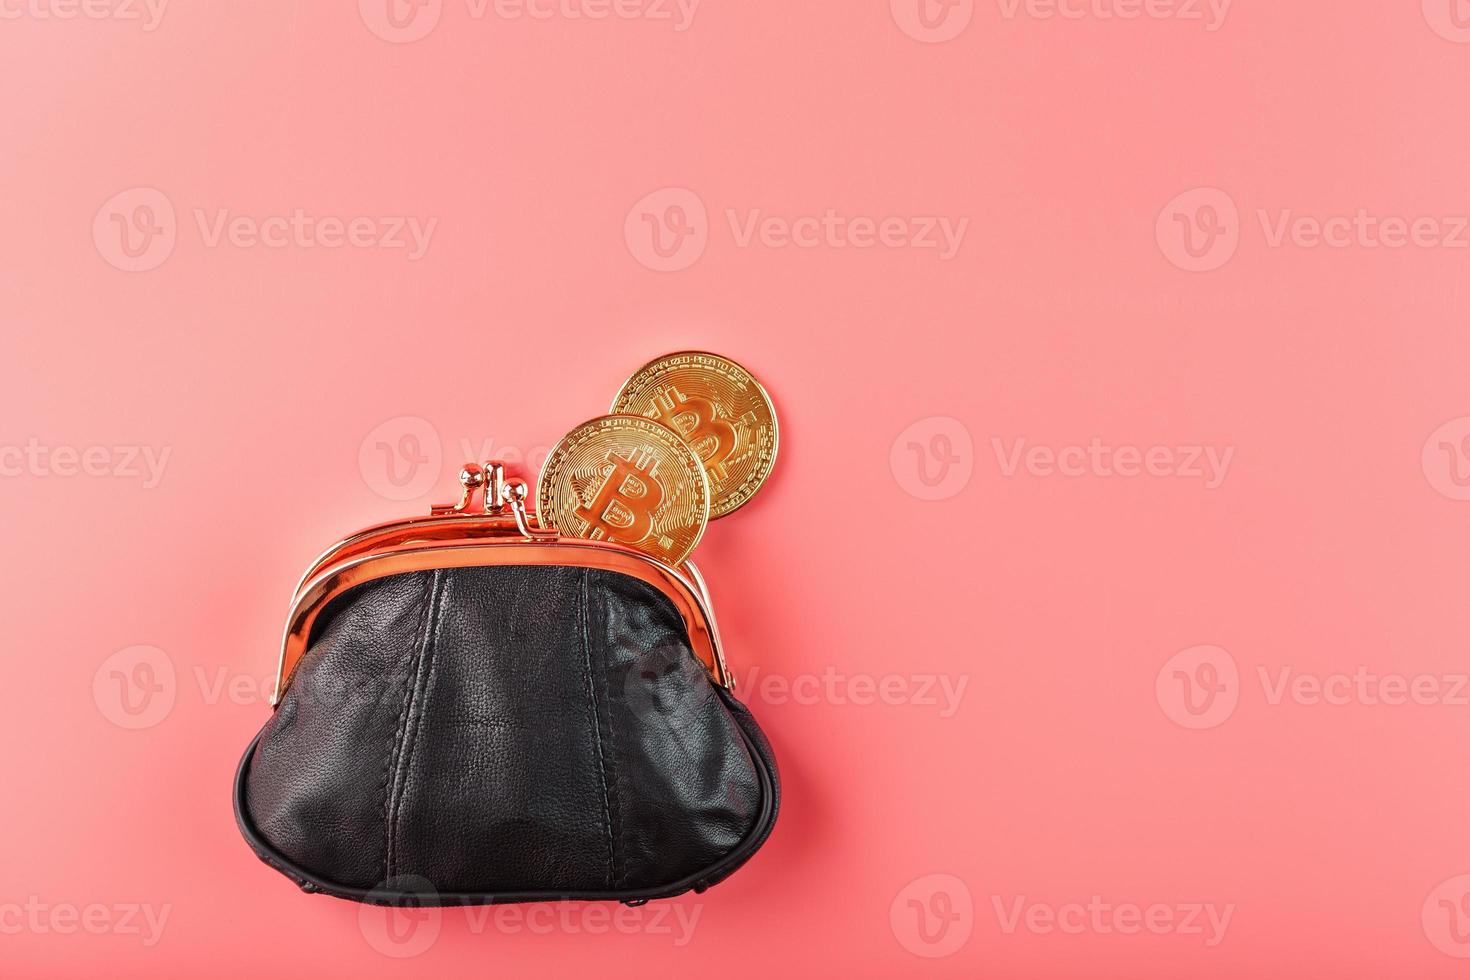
[4,1,1470,976]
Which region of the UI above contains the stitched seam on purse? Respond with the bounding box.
[383,570,441,881]
[392,569,444,880]
[590,572,623,887]
[580,567,617,890]
[377,575,433,884]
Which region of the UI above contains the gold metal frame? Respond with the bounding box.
[271,463,731,707]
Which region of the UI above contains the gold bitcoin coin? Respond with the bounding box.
[537,414,710,566]
[610,351,779,519]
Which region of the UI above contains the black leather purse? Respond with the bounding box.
[233,462,779,906]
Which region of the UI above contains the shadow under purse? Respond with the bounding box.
[233,463,779,905]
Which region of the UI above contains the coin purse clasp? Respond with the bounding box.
[271,460,733,707]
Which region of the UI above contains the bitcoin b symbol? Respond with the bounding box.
[539,414,710,564]
[575,450,664,545]
[649,388,738,482]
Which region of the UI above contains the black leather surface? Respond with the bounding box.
[236,564,778,903]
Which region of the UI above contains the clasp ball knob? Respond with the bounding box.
[459,463,486,489]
